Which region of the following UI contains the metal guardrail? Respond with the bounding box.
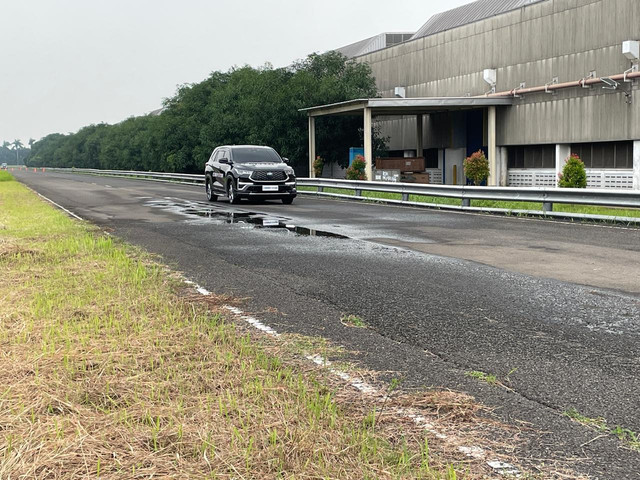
[47,167,205,184]
[40,167,640,222]
[297,178,640,210]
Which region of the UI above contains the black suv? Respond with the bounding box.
[205,145,296,204]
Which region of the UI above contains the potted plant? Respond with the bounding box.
[558,154,587,188]
[346,154,367,180]
[313,155,324,177]
[464,150,489,186]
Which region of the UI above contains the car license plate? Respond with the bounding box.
[262,185,278,192]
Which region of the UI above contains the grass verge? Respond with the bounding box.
[298,185,640,219]
[1,172,498,478]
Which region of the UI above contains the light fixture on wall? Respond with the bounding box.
[623,40,639,61]
[601,77,619,90]
[483,69,497,95]
[622,40,639,82]
[394,86,406,98]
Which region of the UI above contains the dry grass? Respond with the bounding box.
[0,174,584,479]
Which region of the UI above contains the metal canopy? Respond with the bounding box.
[299,96,514,117]
[303,96,509,185]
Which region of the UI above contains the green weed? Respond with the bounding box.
[341,314,367,328]
[465,371,498,385]
[564,408,640,451]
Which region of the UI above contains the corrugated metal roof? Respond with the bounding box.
[411,0,546,40]
[335,35,379,59]
[335,32,414,58]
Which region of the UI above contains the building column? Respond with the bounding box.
[634,141,640,190]
[487,106,497,186]
[364,107,373,181]
[416,114,424,158]
[308,116,316,178]
[555,144,571,187]
[498,146,508,186]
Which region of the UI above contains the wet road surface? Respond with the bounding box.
[12,170,640,478]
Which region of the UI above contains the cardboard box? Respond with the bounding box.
[375,157,425,172]
[400,172,430,184]
[412,173,430,184]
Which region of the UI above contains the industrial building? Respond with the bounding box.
[304,0,640,189]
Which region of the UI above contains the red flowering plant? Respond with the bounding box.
[346,154,367,180]
[464,150,489,185]
[558,153,587,188]
[312,155,324,177]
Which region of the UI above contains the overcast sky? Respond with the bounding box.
[0,0,470,143]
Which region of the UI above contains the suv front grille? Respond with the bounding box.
[251,171,287,182]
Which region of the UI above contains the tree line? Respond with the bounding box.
[26,52,380,175]
[0,140,31,165]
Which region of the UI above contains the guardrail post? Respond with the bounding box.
[355,189,362,197]
[318,186,324,193]
[461,198,471,207]
[401,193,409,202]
[543,202,553,213]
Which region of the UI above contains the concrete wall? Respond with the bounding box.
[357,0,640,146]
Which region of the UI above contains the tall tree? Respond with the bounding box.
[11,139,24,164]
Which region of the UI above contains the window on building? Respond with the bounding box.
[508,142,633,169]
[615,142,633,168]
[425,148,439,168]
[570,141,633,169]
[507,145,555,169]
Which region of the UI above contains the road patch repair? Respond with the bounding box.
[1,171,587,478]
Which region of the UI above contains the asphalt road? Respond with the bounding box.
[12,170,640,478]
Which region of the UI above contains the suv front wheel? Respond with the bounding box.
[227,178,239,204]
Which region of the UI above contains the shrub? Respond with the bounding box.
[558,154,587,188]
[464,150,489,186]
[312,155,324,177]
[346,154,367,180]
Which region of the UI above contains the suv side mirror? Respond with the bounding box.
[219,157,230,164]
[282,157,289,163]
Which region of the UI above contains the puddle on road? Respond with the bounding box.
[146,198,349,239]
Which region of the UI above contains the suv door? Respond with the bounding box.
[211,148,229,193]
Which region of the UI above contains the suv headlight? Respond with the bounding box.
[285,168,295,176]
[235,169,252,176]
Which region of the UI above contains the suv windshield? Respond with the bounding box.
[232,147,282,164]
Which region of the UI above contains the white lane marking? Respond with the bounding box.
[305,354,376,394]
[487,461,521,476]
[189,279,521,477]
[223,305,280,337]
[458,445,486,459]
[404,411,447,438]
[35,192,84,221]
